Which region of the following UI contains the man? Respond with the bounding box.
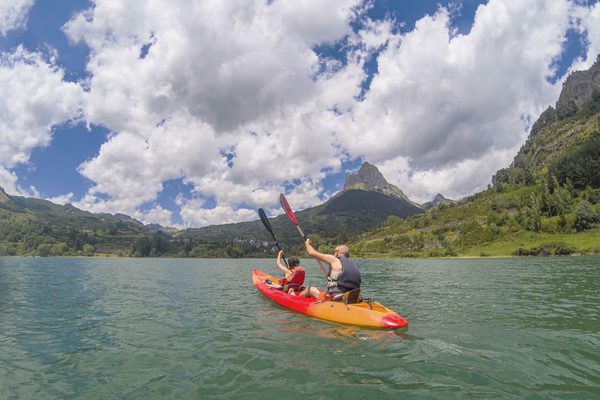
[298,241,361,301]
[265,250,305,294]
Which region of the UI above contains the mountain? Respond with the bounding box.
[320,162,423,216]
[0,186,10,203]
[351,57,600,258]
[0,189,179,257]
[145,223,179,235]
[556,55,600,111]
[0,161,423,257]
[494,56,600,188]
[343,161,417,203]
[180,162,424,255]
[6,53,600,260]
[421,194,456,210]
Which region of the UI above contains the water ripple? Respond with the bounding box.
[1,256,599,399]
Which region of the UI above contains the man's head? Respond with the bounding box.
[333,245,350,258]
[288,257,300,268]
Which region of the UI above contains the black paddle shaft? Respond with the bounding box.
[258,208,288,267]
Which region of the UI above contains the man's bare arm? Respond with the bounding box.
[306,240,337,265]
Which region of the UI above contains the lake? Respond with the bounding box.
[1,256,599,399]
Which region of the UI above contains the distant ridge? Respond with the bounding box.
[0,185,179,256]
[0,186,17,208]
[320,162,424,217]
[422,193,456,210]
[342,161,420,206]
[180,161,425,253]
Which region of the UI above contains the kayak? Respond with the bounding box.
[252,268,408,329]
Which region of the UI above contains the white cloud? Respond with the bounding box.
[570,1,600,71]
[0,46,83,195]
[340,0,577,199]
[63,0,363,224]
[0,47,83,168]
[74,114,221,215]
[347,1,571,166]
[0,0,33,36]
[0,166,19,194]
[64,0,359,133]
[133,205,173,227]
[284,178,329,211]
[179,198,256,227]
[377,147,518,204]
[48,0,600,226]
[46,192,75,205]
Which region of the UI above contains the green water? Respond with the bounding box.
[1,257,599,399]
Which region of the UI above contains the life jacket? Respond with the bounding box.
[281,267,305,290]
[326,256,361,294]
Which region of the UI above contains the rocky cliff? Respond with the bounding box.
[343,162,420,206]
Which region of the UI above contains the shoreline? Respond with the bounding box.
[2,253,598,260]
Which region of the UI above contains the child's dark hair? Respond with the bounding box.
[288,257,300,267]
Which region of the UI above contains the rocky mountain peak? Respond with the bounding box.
[341,161,421,207]
[343,162,388,190]
[421,193,456,210]
[432,193,456,206]
[433,193,447,202]
[556,55,600,111]
[0,186,11,203]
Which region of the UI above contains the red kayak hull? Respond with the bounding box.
[252,268,408,329]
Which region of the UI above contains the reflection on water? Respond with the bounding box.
[1,256,599,399]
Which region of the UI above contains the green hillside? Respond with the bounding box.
[177,192,421,258]
[0,188,178,257]
[351,59,600,258]
[177,162,425,257]
[3,59,599,259]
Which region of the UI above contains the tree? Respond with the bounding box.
[551,134,600,189]
[82,244,95,256]
[131,237,151,257]
[539,180,553,216]
[385,215,402,227]
[573,200,599,232]
[558,213,569,232]
[527,193,542,232]
[36,243,51,257]
[583,188,600,205]
[50,243,69,256]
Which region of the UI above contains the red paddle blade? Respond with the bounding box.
[279,193,298,225]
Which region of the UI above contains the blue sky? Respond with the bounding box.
[1,0,599,227]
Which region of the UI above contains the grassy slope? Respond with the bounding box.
[350,104,600,258]
[462,228,600,257]
[0,193,154,256]
[351,187,600,258]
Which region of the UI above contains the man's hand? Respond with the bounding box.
[305,238,312,248]
[278,250,284,257]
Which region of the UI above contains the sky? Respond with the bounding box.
[1,0,600,228]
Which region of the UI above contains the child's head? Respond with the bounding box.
[288,257,300,268]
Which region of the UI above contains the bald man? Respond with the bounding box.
[298,242,361,300]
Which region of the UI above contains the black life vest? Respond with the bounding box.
[326,256,361,294]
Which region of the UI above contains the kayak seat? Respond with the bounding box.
[341,288,362,305]
[283,283,303,293]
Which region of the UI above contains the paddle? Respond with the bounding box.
[258,208,288,267]
[279,193,327,276]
